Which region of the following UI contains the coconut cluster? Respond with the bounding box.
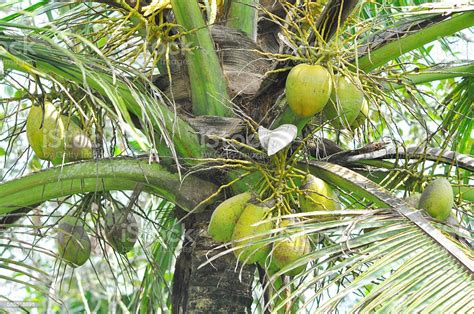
[26,102,93,165]
[56,209,139,268]
[208,174,340,276]
[285,64,369,131]
[208,176,455,276]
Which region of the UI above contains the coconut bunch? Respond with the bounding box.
[207,173,341,276]
[285,64,369,132]
[207,174,454,276]
[55,206,139,268]
[26,102,93,165]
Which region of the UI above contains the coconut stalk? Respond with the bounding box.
[356,11,474,72]
[226,0,258,41]
[387,63,474,89]
[171,0,232,117]
[0,158,217,217]
[272,0,360,131]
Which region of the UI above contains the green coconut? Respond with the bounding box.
[26,102,65,161]
[324,75,364,129]
[56,216,91,267]
[104,210,139,254]
[61,116,93,162]
[272,220,310,276]
[258,255,281,276]
[300,174,341,220]
[350,98,369,129]
[418,178,453,221]
[208,192,252,242]
[26,103,93,164]
[232,203,273,264]
[285,64,332,118]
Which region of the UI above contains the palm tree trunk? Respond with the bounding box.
[172,211,255,313]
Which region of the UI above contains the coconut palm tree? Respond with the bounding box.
[0,0,472,312]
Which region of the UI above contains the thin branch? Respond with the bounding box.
[357,13,449,57]
[337,145,474,173]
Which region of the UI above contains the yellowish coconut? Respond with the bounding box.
[272,220,310,276]
[285,64,332,118]
[26,102,65,161]
[26,103,92,164]
[208,192,252,242]
[300,174,341,220]
[324,76,364,129]
[232,203,273,264]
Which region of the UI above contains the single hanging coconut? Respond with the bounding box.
[300,174,341,221]
[104,210,139,254]
[418,178,453,221]
[405,193,421,208]
[324,75,364,129]
[56,216,91,267]
[285,64,332,118]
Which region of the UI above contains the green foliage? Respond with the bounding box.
[0,0,472,312]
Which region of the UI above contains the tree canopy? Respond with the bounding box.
[0,0,472,312]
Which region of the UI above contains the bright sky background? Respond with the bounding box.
[0,0,472,312]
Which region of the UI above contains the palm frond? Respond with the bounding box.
[338,145,474,172]
[0,20,205,164]
[356,11,474,71]
[0,157,217,221]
